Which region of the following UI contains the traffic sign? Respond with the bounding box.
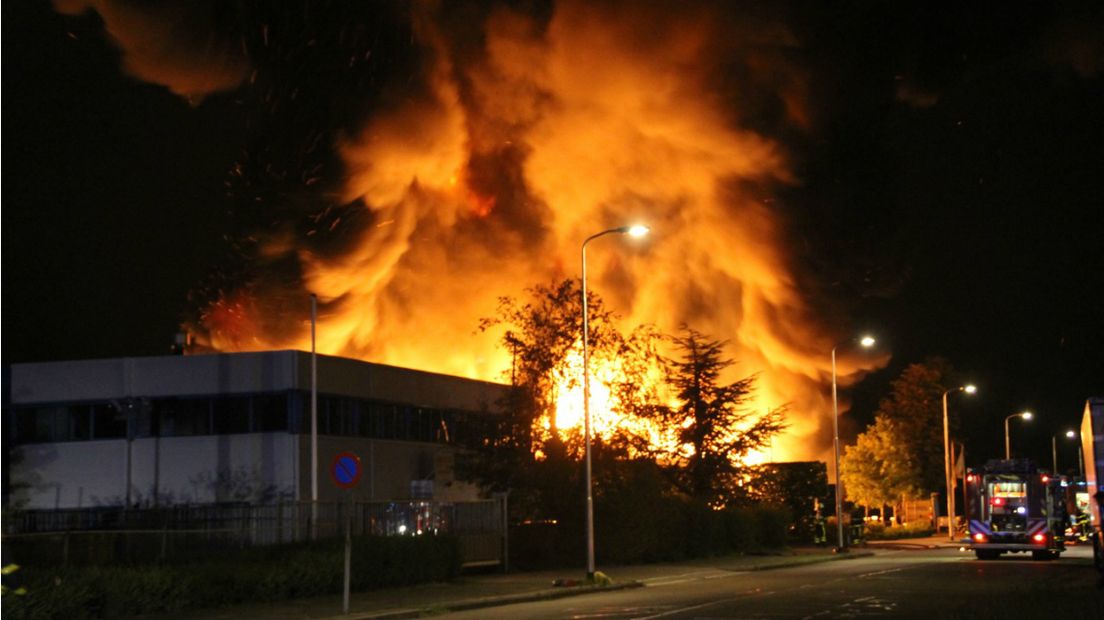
[330,451,363,489]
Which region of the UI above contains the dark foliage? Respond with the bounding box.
[867,357,961,494]
[1,535,459,619]
[628,327,788,507]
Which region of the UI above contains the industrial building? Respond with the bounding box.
[3,351,506,510]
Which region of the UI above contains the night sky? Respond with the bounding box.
[3,1,1102,470]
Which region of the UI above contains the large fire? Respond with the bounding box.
[66,1,884,468]
[545,342,690,462]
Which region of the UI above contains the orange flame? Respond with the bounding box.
[192,2,884,467]
[542,343,677,456]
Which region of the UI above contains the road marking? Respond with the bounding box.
[645,578,696,586]
[858,567,903,578]
[643,570,736,586]
[631,590,775,619]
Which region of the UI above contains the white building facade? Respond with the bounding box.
[4,351,505,510]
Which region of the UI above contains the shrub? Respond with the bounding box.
[753,505,791,549]
[682,502,727,558]
[2,535,461,619]
[863,521,935,540]
[597,491,686,565]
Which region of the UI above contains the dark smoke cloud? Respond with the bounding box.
[55,0,249,102]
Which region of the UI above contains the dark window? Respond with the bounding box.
[92,404,127,439]
[318,396,337,434]
[440,411,456,443]
[376,403,397,439]
[213,396,250,434]
[397,406,414,440]
[356,399,376,437]
[430,410,448,443]
[451,411,493,447]
[289,392,305,433]
[130,401,156,438]
[16,408,52,443]
[410,408,426,442]
[413,408,434,442]
[254,394,289,431]
[14,406,90,443]
[328,398,357,436]
[69,406,92,440]
[157,399,211,436]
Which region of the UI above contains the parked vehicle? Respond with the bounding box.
[964,458,1067,560]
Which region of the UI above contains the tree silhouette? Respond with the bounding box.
[467,279,622,523]
[635,327,787,507]
[468,286,787,516]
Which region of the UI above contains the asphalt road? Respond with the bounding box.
[445,545,1104,619]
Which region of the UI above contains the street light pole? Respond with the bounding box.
[1004,411,1033,460]
[831,346,840,550]
[831,335,875,552]
[581,224,648,579]
[942,384,976,542]
[311,293,318,540]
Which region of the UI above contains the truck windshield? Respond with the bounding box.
[989,481,1026,498]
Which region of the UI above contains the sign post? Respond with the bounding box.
[330,452,362,614]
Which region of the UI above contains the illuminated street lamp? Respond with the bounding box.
[942,384,976,541]
[1004,411,1033,460]
[832,334,876,552]
[1057,429,1082,476]
[581,224,648,579]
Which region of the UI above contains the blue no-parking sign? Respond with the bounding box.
[330,451,362,489]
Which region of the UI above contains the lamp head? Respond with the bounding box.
[624,224,650,238]
[1066,429,1077,439]
[963,384,977,395]
[859,335,876,348]
[1021,411,1033,421]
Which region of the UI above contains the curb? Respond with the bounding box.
[864,541,963,551]
[338,581,644,620]
[743,550,874,570]
[335,551,873,619]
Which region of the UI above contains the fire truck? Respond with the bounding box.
[964,458,1066,560]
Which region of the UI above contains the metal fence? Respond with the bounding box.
[1,499,504,568]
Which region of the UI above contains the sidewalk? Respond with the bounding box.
[863,533,969,550]
[138,546,878,620]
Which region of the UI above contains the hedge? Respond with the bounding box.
[2,535,460,620]
[510,501,792,569]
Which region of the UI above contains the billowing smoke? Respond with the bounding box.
[65,0,885,465]
[55,0,247,102]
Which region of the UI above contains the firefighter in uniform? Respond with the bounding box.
[813,498,827,545]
